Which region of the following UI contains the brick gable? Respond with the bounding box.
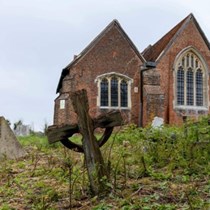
[54,20,143,125]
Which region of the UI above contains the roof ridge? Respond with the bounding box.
[63,19,120,70]
[142,13,191,62]
[56,19,145,93]
[190,14,210,50]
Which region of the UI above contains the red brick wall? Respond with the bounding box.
[156,20,210,125]
[141,69,165,126]
[54,25,143,126]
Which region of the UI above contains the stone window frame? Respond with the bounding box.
[173,46,209,111]
[95,72,133,109]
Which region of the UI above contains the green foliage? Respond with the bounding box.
[0,204,15,210]
[92,203,113,210]
[18,134,48,146]
[0,117,209,209]
[117,118,210,175]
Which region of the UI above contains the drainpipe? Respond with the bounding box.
[139,61,156,127]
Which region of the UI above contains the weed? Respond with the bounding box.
[0,116,209,209]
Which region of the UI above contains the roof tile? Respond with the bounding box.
[142,14,190,62]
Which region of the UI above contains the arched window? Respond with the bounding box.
[175,49,208,110]
[95,72,133,109]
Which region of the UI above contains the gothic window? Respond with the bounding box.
[175,50,208,109]
[95,72,133,109]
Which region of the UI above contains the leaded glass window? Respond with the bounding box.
[120,80,128,107]
[97,73,132,109]
[196,69,203,106]
[186,69,194,105]
[177,67,184,105]
[111,77,118,107]
[100,78,108,106]
[175,50,206,109]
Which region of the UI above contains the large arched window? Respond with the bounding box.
[174,48,208,110]
[95,72,133,109]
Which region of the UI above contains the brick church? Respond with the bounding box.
[53,14,210,127]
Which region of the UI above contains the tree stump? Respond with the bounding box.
[47,89,123,195]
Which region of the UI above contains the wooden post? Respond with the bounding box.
[47,89,123,195]
[70,90,108,195]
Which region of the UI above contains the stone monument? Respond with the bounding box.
[0,116,27,159]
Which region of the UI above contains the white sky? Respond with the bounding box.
[0,0,210,131]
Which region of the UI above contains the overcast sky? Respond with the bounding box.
[0,0,210,131]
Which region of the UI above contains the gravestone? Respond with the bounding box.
[151,116,164,128]
[0,116,27,159]
[14,124,30,136]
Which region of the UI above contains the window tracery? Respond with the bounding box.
[175,49,208,110]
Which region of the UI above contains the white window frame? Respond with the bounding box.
[173,47,209,111]
[95,72,133,109]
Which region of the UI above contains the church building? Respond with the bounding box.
[53,14,210,127]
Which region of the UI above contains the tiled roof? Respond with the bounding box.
[142,14,190,62]
[142,13,210,62]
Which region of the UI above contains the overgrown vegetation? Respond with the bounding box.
[0,116,210,209]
